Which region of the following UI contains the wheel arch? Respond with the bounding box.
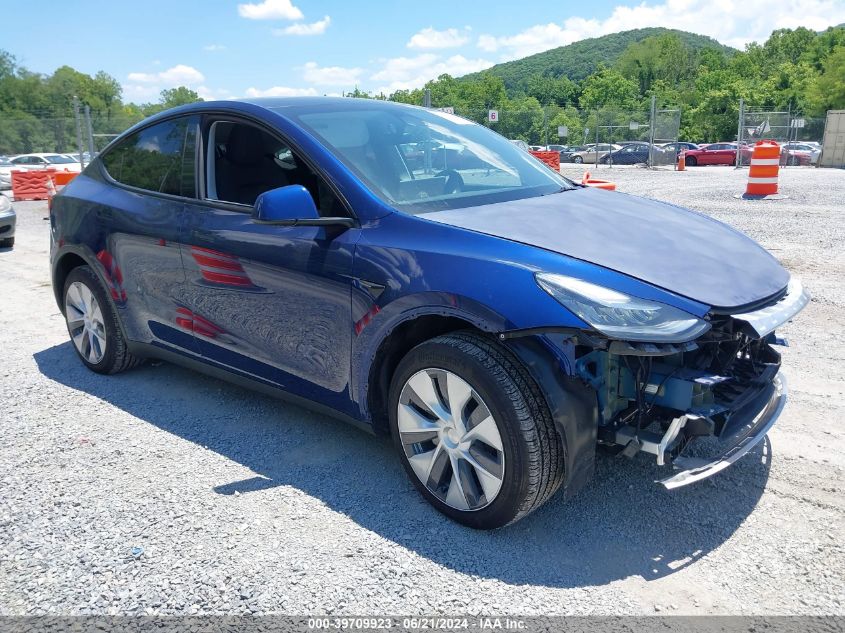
[365,313,486,436]
[52,250,91,312]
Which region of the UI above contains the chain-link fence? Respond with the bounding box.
[736,104,825,167]
[0,108,142,162]
[0,99,827,173]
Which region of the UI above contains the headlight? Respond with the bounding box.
[0,195,10,213]
[535,273,711,343]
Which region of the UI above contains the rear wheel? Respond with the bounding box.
[685,155,697,166]
[388,332,564,529]
[63,266,142,374]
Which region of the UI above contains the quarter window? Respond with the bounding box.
[102,117,197,197]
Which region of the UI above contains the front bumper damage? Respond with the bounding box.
[508,277,807,490]
[659,373,785,488]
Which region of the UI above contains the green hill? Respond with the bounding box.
[461,28,736,89]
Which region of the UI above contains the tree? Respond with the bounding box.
[807,45,845,114]
[579,67,638,111]
[159,87,202,109]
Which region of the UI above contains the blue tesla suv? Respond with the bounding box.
[49,98,808,528]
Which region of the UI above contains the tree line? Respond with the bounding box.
[1,25,843,153]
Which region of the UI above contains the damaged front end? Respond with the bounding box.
[519,276,809,488]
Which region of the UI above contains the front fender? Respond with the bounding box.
[350,290,509,412]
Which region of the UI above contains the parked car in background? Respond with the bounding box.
[0,157,13,190]
[783,143,819,165]
[0,194,15,247]
[49,97,807,529]
[566,143,620,163]
[661,142,700,157]
[599,142,668,165]
[10,153,83,172]
[558,145,584,162]
[682,143,738,166]
[66,151,97,165]
[546,144,568,153]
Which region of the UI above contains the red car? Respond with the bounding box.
[683,142,738,166]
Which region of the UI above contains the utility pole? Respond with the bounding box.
[84,105,96,159]
[423,89,431,108]
[72,96,86,169]
[735,98,744,169]
[648,95,656,168]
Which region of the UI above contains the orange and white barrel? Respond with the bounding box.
[746,140,780,196]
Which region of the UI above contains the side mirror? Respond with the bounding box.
[252,185,355,228]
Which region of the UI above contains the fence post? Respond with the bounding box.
[84,105,96,158]
[72,96,86,170]
[735,98,744,169]
[648,95,656,168]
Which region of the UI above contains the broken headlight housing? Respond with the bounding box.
[535,273,711,343]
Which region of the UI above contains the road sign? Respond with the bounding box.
[488,110,499,123]
[557,125,568,138]
[436,106,455,114]
[791,118,805,128]
[629,121,640,130]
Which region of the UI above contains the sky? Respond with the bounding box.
[4,0,845,104]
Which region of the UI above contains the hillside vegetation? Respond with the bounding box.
[385,26,845,142]
[461,28,736,87]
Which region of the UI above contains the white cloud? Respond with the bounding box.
[127,64,205,86]
[274,15,330,36]
[197,86,234,100]
[477,0,845,60]
[371,54,494,94]
[123,84,161,102]
[237,0,303,20]
[203,44,227,51]
[302,61,364,86]
[244,86,318,97]
[407,27,471,49]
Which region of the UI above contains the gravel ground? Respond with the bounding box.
[1,166,843,616]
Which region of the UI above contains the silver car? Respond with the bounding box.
[0,194,15,248]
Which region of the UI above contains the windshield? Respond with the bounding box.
[282,104,575,214]
[45,154,77,164]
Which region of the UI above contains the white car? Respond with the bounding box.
[0,157,12,190]
[9,153,83,172]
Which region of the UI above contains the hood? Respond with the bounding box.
[425,187,789,310]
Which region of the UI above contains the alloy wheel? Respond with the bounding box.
[397,369,505,511]
[65,281,107,365]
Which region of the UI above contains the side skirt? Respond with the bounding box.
[127,341,376,436]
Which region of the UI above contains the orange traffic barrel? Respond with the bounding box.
[677,150,686,171]
[581,171,616,191]
[745,140,780,196]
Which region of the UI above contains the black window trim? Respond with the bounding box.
[193,111,357,222]
[98,112,201,203]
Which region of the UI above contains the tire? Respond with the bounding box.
[788,157,799,166]
[63,265,143,374]
[573,155,583,164]
[388,331,564,529]
[685,156,697,167]
[0,237,13,248]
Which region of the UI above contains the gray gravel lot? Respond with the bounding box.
[1,165,844,616]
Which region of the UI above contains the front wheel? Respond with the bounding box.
[388,332,564,529]
[685,155,697,166]
[573,155,583,164]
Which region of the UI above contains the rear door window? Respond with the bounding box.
[102,116,198,197]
